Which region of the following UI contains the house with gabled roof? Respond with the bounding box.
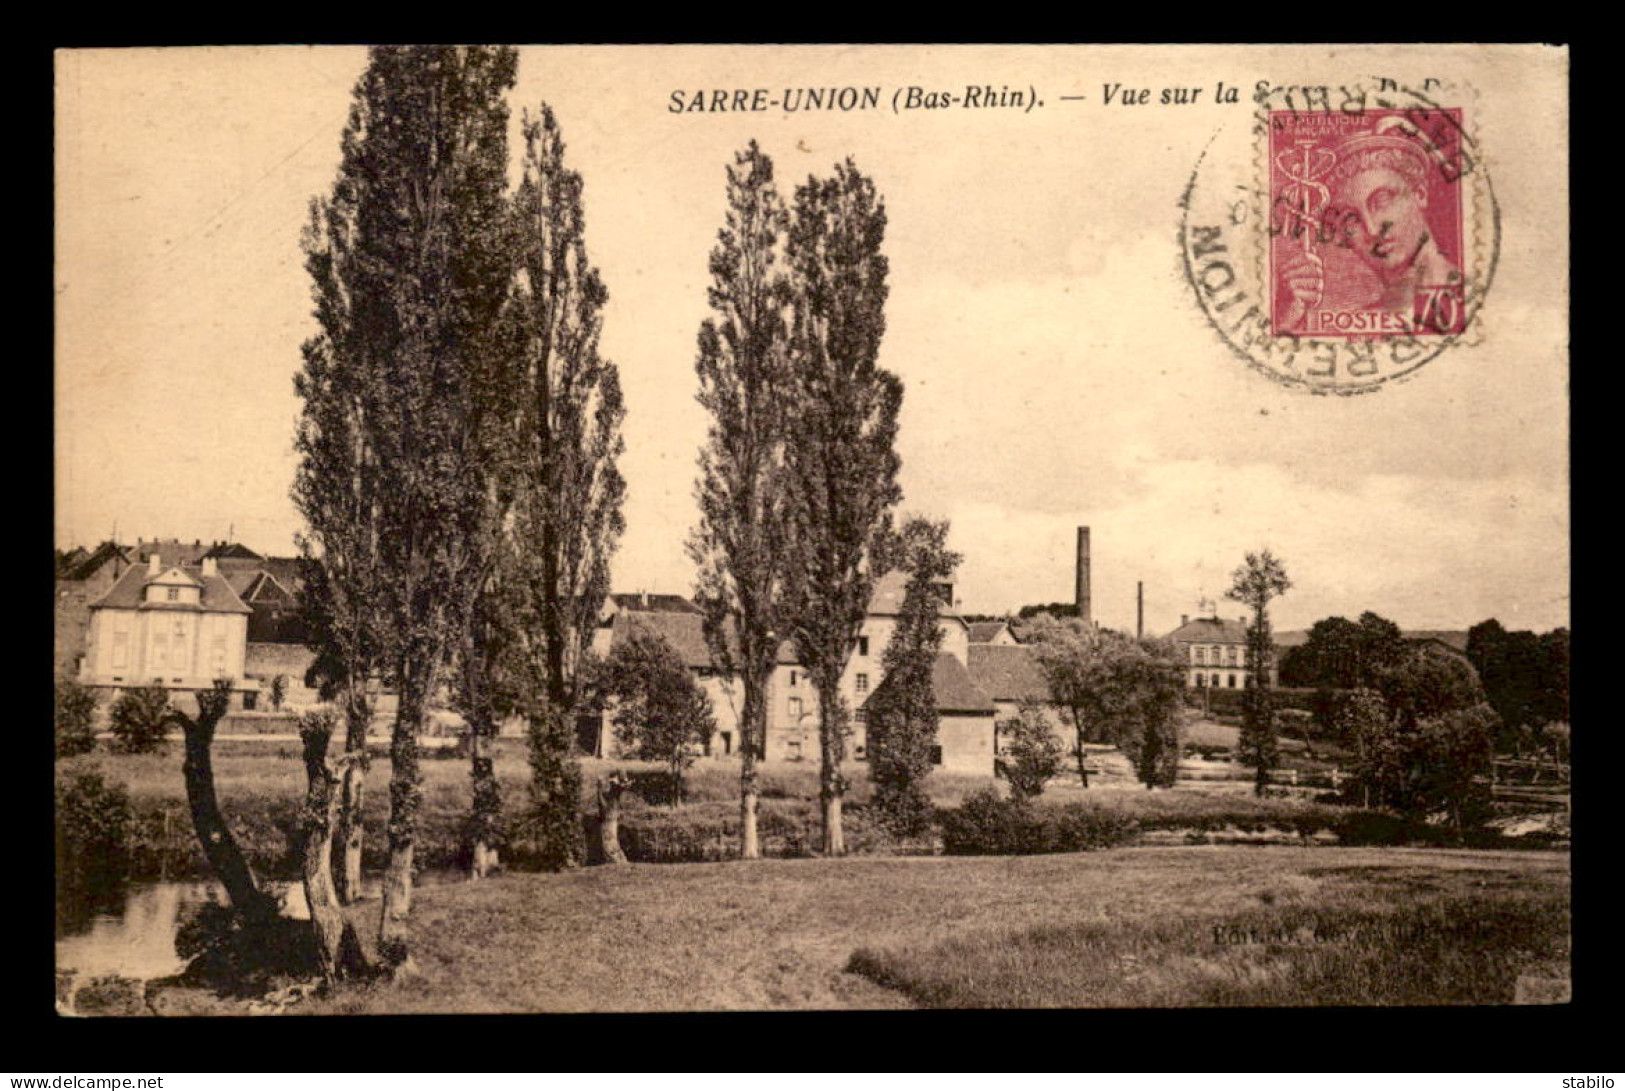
[55,541,135,677]
[79,553,259,711]
[861,650,997,775]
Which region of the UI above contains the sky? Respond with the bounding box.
[54,45,1570,635]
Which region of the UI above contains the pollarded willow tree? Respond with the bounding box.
[689,142,796,861]
[294,45,519,974]
[782,159,903,857]
[485,103,627,871]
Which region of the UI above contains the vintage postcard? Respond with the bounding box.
[54,44,1569,1014]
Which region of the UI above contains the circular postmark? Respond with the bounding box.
[1180,78,1501,395]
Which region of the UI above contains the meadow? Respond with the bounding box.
[278,846,1569,1012]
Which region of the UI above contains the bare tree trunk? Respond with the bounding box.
[464,622,503,881]
[299,711,360,985]
[178,686,278,927]
[469,732,501,880]
[1075,724,1091,789]
[333,682,371,905]
[597,773,630,865]
[378,662,429,976]
[740,678,764,859]
[817,676,846,856]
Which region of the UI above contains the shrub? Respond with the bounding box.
[56,771,133,926]
[999,701,1066,800]
[109,686,173,755]
[55,678,99,758]
[939,788,1138,856]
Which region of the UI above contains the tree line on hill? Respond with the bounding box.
[1278,611,1570,758]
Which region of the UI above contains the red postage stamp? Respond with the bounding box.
[1269,108,1468,339]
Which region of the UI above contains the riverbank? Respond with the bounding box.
[55,745,1569,885]
[61,845,1570,1014]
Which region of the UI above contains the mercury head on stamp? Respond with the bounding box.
[1272,111,1466,339]
[1179,82,1496,396]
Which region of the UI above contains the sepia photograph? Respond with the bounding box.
[53,44,1569,1015]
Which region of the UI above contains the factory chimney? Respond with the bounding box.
[1075,526,1091,627]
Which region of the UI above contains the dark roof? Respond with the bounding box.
[58,541,132,581]
[89,563,252,615]
[865,652,995,715]
[134,539,214,567]
[201,542,264,561]
[1273,628,1469,652]
[260,557,306,592]
[1166,617,1249,644]
[967,644,1050,703]
[609,611,720,670]
[609,592,701,615]
[967,621,1011,644]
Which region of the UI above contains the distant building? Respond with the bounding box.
[78,554,257,711]
[55,542,135,677]
[1165,615,1275,690]
[967,620,1019,646]
[966,642,1068,756]
[862,651,996,776]
[59,538,320,711]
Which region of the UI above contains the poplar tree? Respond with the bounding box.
[689,142,794,860]
[295,46,518,973]
[866,517,960,836]
[489,104,626,870]
[782,159,902,856]
[1226,549,1292,797]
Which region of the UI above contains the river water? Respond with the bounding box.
[56,872,463,982]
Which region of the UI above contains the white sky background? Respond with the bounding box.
[54,45,1570,635]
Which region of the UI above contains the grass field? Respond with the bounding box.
[280,846,1568,1013]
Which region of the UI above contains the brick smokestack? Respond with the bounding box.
[1075,526,1091,627]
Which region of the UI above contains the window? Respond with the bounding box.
[858,636,869,657]
[788,696,803,720]
[173,620,188,670]
[1227,674,1237,689]
[929,745,943,766]
[789,670,798,687]
[242,691,257,711]
[167,587,179,602]
[786,738,803,761]
[720,732,733,756]
[853,744,866,760]
[1225,646,1238,666]
[1211,674,1220,688]
[855,673,869,696]
[211,634,226,676]
[1195,647,1206,665]
[111,630,129,670]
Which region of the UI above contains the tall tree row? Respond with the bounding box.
[690,144,901,858]
[295,48,622,968]
[689,142,795,861]
[494,105,626,870]
[782,162,902,856]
